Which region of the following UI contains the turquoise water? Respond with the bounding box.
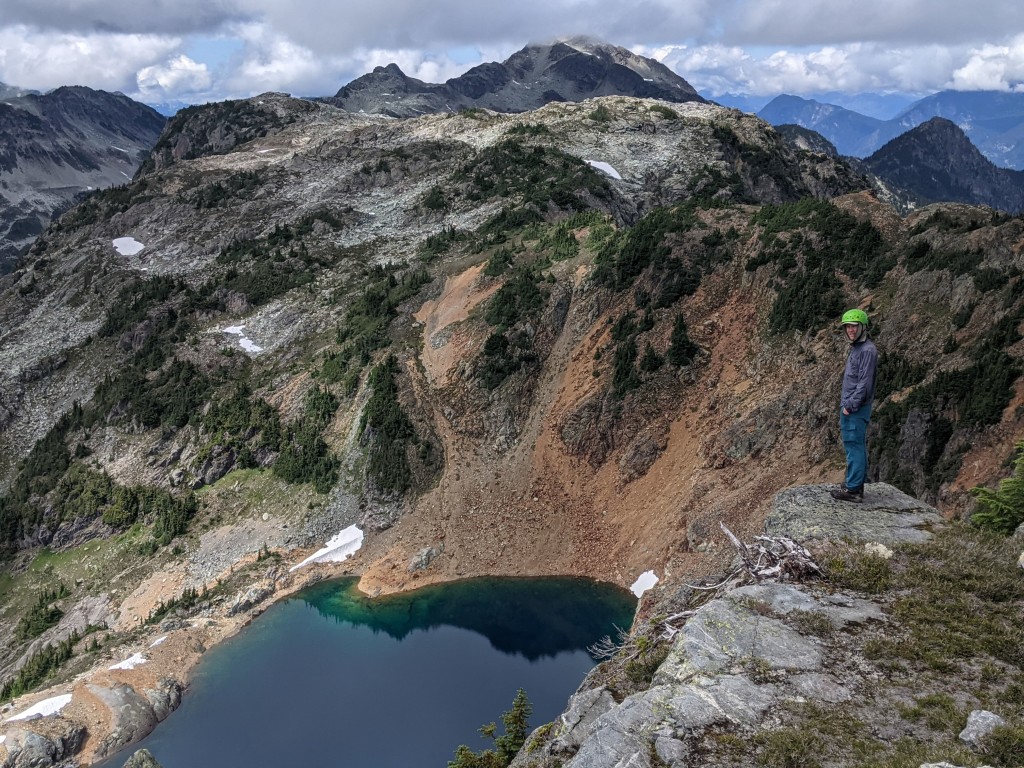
[98,576,635,768]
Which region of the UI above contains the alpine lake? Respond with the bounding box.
[97,576,637,768]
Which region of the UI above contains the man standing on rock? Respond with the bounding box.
[831,309,878,503]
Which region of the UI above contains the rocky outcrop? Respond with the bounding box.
[86,679,182,760]
[0,721,85,768]
[765,483,945,545]
[513,485,949,768]
[123,749,164,768]
[516,579,882,768]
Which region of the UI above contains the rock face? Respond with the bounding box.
[511,484,966,768]
[0,721,85,768]
[86,679,182,759]
[326,37,705,117]
[0,86,165,272]
[514,580,882,768]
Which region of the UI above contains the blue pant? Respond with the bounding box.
[840,404,872,492]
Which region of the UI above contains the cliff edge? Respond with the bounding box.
[513,483,1023,768]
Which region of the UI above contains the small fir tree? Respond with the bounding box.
[666,313,698,367]
[971,441,1024,534]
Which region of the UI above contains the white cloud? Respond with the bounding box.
[2,1,1024,103]
[646,40,1020,97]
[0,25,181,93]
[136,55,212,102]
[948,37,1024,92]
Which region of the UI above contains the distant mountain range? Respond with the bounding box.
[0,85,165,273]
[4,44,1024,276]
[712,90,921,120]
[758,90,1024,170]
[324,37,705,117]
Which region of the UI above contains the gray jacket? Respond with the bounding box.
[841,338,878,413]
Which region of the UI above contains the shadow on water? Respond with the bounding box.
[303,575,637,660]
[95,576,636,768]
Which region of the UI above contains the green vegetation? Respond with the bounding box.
[903,240,983,277]
[275,386,339,494]
[147,585,205,625]
[746,199,890,334]
[478,268,548,389]
[485,268,547,330]
[14,583,70,641]
[649,104,679,120]
[483,247,514,277]
[330,264,433,375]
[1,632,80,701]
[666,313,699,367]
[201,383,283,466]
[839,526,1023,672]
[422,185,447,211]
[971,441,1024,534]
[448,689,532,768]
[360,356,415,494]
[418,226,471,261]
[98,276,183,337]
[456,138,610,212]
[872,354,929,403]
[185,170,264,209]
[873,311,1022,495]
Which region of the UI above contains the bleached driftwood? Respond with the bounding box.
[719,521,823,581]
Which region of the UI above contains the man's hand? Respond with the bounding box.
[842,407,850,416]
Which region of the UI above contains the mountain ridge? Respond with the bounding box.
[325,38,705,117]
[0,86,165,274]
[861,117,1024,213]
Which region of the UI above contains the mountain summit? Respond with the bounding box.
[862,117,1024,213]
[326,37,705,117]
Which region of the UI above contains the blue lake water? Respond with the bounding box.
[98,576,636,768]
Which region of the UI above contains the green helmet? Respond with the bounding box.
[841,308,869,326]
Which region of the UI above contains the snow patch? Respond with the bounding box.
[290,525,364,572]
[256,149,276,154]
[150,635,169,648]
[223,325,264,354]
[112,237,144,256]
[7,694,73,722]
[630,570,658,597]
[109,652,147,670]
[586,160,622,180]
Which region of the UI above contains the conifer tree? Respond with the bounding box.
[971,441,1024,534]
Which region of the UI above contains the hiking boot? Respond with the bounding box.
[830,486,863,503]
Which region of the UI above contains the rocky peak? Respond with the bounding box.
[0,86,165,273]
[325,36,704,117]
[862,116,1024,212]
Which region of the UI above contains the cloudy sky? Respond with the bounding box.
[0,0,1022,107]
